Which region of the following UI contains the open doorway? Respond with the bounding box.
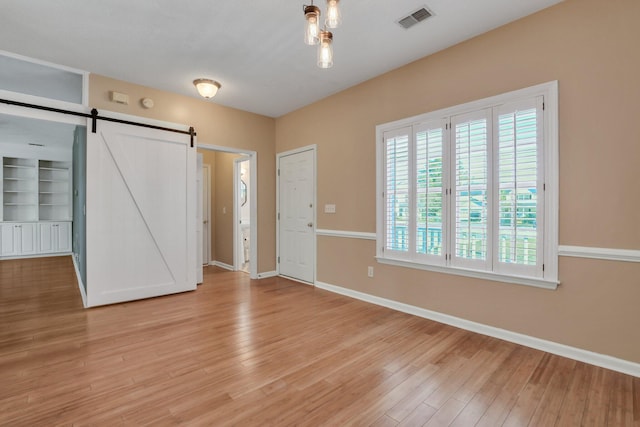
[197,144,258,280]
[235,157,251,273]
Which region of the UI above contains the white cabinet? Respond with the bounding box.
[39,222,72,254]
[0,223,16,256]
[0,222,37,256]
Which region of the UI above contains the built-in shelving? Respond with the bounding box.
[2,157,38,221]
[38,160,72,221]
[1,157,71,222]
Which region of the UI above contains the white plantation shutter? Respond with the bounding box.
[414,120,447,265]
[451,110,492,271]
[494,97,544,277]
[377,82,557,287]
[384,128,411,256]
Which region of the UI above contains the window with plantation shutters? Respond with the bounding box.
[451,110,491,271]
[415,120,447,265]
[377,82,558,289]
[384,128,411,255]
[494,97,544,278]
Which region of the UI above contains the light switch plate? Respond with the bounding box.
[324,204,336,214]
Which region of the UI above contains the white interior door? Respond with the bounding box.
[278,148,315,283]
[196,153,204,284]
[202,164,211,265]
[86,119,197,307]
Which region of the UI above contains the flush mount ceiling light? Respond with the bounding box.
[303,0,341,68]
[193,79,221,98]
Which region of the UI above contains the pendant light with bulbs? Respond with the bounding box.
[303,0,341,68]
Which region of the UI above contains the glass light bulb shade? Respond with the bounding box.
[317,31,333,68]
[325,0,342,28]
[304,5,321,45]
[193,79,221,98]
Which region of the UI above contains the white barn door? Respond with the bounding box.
[86,119,197,307]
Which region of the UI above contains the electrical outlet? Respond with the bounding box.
[324,204,336,214]
[367,266,374,277]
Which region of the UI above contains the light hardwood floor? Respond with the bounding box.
[0,256,638,426]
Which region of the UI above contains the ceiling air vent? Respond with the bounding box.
[398,6,433,30]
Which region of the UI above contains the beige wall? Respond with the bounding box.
[214,152,241,266]
[89,75,276,273]
[277,0,640,363]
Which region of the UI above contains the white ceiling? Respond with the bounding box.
[0,0,562,118]
[0,113,77,149]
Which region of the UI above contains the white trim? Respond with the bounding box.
[233,156,251,272]
[95,110,190,133]
[202,164,212,265]
[280,274,314,286]
[376,81,559,131]
[0,252,71,261]
[558,245,640,263]
[315,280,640,378]
[0,96,87,127]
[277,144,317,158]
[210,260,234,271]
[0,49,87,76]
[376,256,558,290]
[315,229,376,240]
[0,49,90,107]
[543,82,560,282]
[257,270,278,279]
[71,255,87,308]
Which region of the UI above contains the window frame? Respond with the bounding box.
[375,81,559,290]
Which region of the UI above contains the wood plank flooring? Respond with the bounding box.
[0,256,638,426]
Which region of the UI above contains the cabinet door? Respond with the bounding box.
[56,222,72,253]
[39,223,54,253]
[20,223,37,255]
[1,224,18,256]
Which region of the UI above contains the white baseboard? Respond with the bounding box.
[315,280,640,378]
[257,270,277,279]
[0,252,71,261]
[210,261,234,271]
[71,255,87,308]
[279,274,314,286]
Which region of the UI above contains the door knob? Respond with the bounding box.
[307,222,313,228]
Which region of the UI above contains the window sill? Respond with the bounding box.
[375,256,559,290]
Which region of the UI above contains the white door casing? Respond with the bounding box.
[86,119,197,307]
[277,147,316,283]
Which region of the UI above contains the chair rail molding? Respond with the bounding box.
[558,245,640,263]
